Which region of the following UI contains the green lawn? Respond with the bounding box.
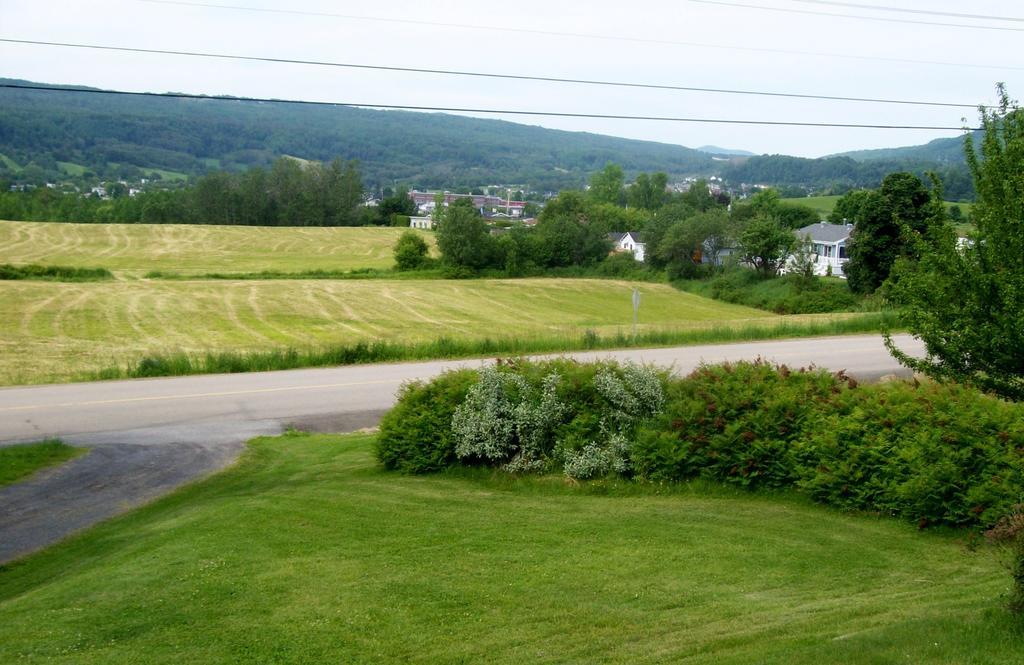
[0,440,85,487]
[0,433,1018,663]
[57,161,88,177]
[0,153,21,171]
[142,168,189,182]
[782,195,974,221]
[0,221,436,277]
[782,195,843,217]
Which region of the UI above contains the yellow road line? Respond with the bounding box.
[0,378,405,412]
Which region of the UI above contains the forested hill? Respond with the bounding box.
[829,133,978,164]
[722,152,975,200]
[0,79,977,197]
[0,79,717,192]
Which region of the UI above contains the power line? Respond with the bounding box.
[791,1,1024,23]
[0,83,980,131]
[0,38,982,110]
[129,0,1024,72]
[688,0,1024,32]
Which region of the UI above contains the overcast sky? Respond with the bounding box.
[2,0,1021,158]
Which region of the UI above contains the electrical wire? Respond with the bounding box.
[0,38,982,110]
[0,83,980,131]
[791,1,1024,23]
[687,0,1024,32]
[129,0,1024,71]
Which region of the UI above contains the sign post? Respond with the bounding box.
[631,287,640,342]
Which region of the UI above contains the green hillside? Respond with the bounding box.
[724,153,974,200]
[830,133,979,164]
[0,79,716,192]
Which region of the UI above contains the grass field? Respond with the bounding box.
[0,433,1019,664]
[0,440,84,488]
[0,278,797,385]
[0,221,435,276]
[0,153,20,170]
[56,161,88,177]
[782,195,843,217]
[782,195,975,220]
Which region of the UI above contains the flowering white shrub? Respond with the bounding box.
[563,442,614,480]
[562,364,665,480]
[594,364,665,426]
[451,361,665,479]
[452,367,564,469]
[452,367,526,461]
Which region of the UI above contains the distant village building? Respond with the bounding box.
[608,231,646,262]
[408,190,526,218]
[409,216,434,230]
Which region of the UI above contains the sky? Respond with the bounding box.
[1,0,1021,158]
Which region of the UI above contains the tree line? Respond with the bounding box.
[0,158,419,227]
[418,162,824,279]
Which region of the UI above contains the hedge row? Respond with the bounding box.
[376,359,1024,530]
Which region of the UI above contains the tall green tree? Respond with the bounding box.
[532,191,611,267]
[323,159,364,226]
[844,172,937,294]
[679,179,717,212]
[642,201,697,269]
[829,189,871,224]
[738,216,795,278]
[436,199,493,270]
[655,209,731,278]
[588,163,625,206]
[627,172,668,210]
[886,86,1024,400]
[376,186,417,225]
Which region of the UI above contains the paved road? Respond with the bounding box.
[0,333,924,563]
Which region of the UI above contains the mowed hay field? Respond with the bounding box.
[0,221,435,275]
[0,278,782,385]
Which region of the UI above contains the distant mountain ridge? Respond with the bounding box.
[697,145,755,157]
[0,79,716,192]
[828,133,977,164]
[0,78,974,198]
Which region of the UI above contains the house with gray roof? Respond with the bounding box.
[788,221,853,278]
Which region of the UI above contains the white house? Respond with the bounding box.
[790,221,852,277]
[409,216,434,230]
[609,232,646,262]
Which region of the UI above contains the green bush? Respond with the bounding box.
[632,361,1024,529]
[376,359,667,478]
[678,269,864,314]
[375,359,1024,531]
[392,230,429,271]
[797,382,1024,528]
[375,370,478,473]
[632,361,850,488]
[0,264,113,281]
